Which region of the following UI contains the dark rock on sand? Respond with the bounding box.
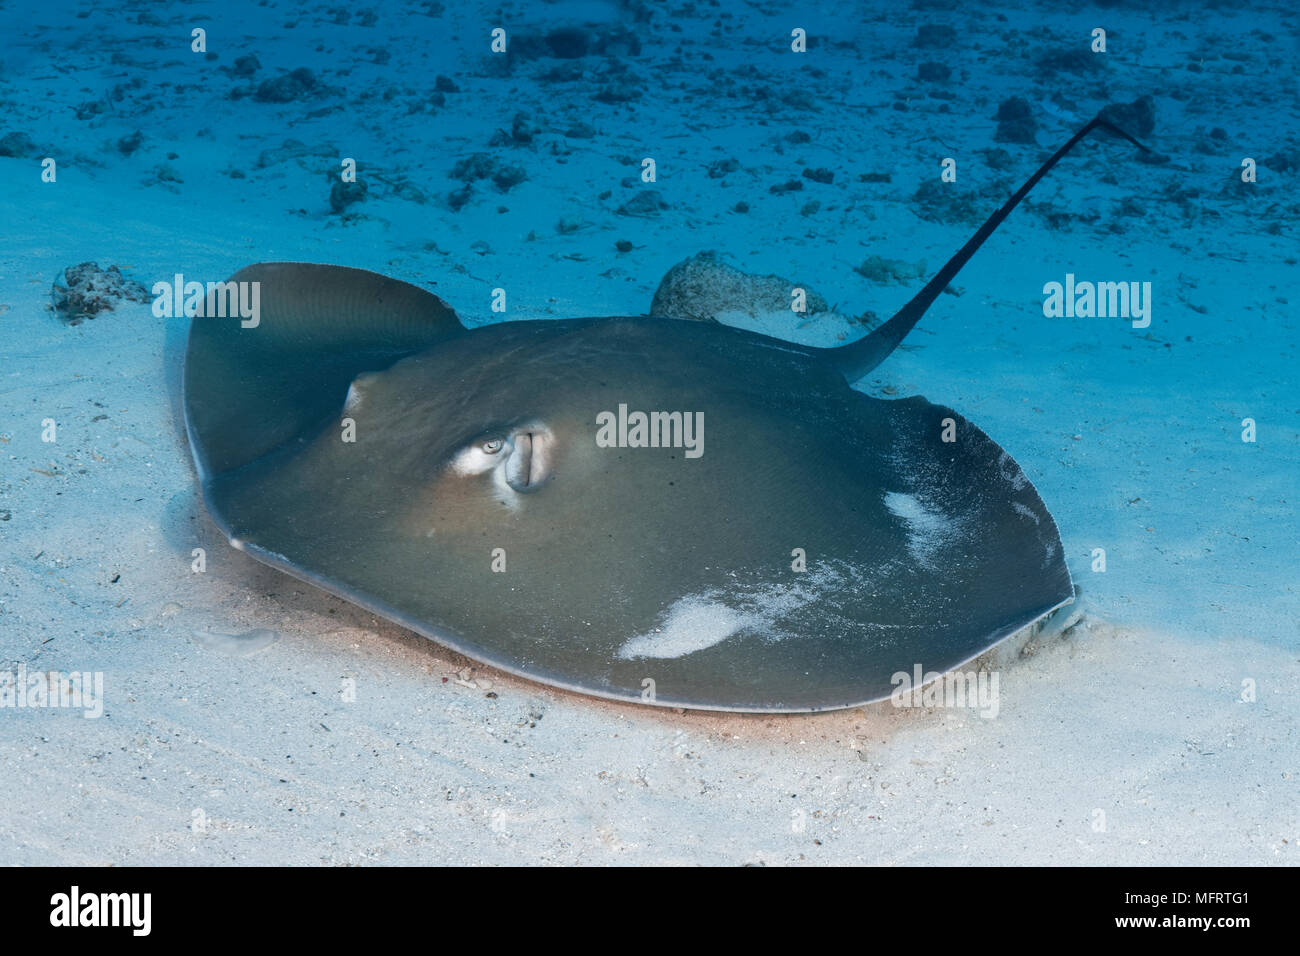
[51,263,151,324]
[994,96,1037,144]
[651,251,834,324]
[616,190,667,217]
[1099,95,1155,138]
[117,130,144,156]
[231,54,261,77]
[917,61,951,83]
[254,68,320,103]
[330,180,368,213]
[0,131,38,157]
[491,165,528,192]
[451,153,498,182]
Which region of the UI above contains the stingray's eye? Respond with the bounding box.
[481,438,504,454]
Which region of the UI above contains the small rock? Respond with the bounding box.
[982,147,1014,171]
[330,179,367,213]
[917,62,951,83]
[0,131,38,158]
[650,251,833,324]
[450,152,497,182]
[911,179,991,226]
[707,157,739,179]
[75,100,107,121]
[151,162,183,184]
[51,263,151,324]
[781,89,817,112]
[616,190,667,217]
[510,112,536,145]
[117,130,144,156]
[994,96,1037,144]
[447,184,473,211]
[855,255,926,285]
[1099,94,1156,139]
[254,68,319,103]
[491,165,527,192]
[1263,147,1298,173]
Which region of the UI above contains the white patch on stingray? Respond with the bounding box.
[450,443,504,476]
[616,597,749,660]
[616,564,862,660]
[344,372,381,414]
[884,491,955,566]
[443,441,523,512]
[997,451,1028,491]
[1012,501,1040,524]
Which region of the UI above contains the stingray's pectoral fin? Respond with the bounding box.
[183,262,464,482]
[878,395,1076,667]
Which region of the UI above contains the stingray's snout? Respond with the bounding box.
[504,426,553,493]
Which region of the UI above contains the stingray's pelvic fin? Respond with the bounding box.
[184,262,464,480]
[829,116,1150,384]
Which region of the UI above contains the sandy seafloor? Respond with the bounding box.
[0,0,1296,864]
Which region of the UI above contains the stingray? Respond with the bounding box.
[184,117,1145,712]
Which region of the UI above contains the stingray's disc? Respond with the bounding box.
[185,265,1074,713]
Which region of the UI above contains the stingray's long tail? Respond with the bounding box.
[828,115,1150,384]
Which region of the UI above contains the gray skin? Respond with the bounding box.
[186,119,1144,711]
[189,274,1070,712]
